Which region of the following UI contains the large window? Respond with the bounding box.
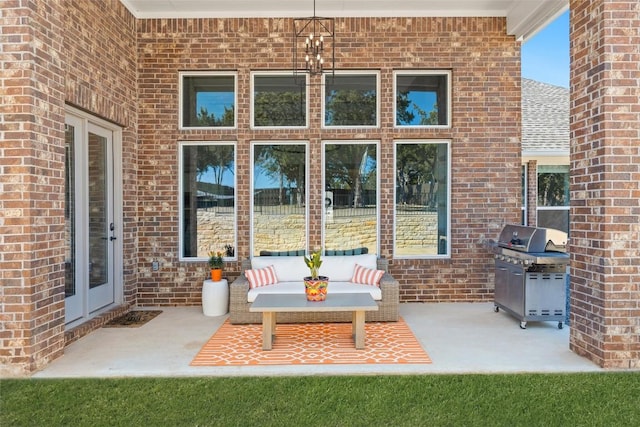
[323,72,378,127]
[537,164,569,233]
[394,141,450,257]
[395,71,450,127]
[252,73,307,128]
[252,142,308,256]
[180,72,236,128]
[324,141,378,255]
[180,142,236,260]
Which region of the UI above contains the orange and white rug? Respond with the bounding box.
[190,318,431,366]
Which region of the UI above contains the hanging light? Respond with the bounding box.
[293,0,335,81]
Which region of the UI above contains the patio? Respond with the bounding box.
[33,303,601,378]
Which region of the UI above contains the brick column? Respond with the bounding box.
[569,0,640,369]
[0,1,66,375]
[526,160,537,226]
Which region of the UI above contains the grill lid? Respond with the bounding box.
[497,224,567,253]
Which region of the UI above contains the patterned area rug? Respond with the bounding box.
[190,317,431,366]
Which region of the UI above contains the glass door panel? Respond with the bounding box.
[87,125,114,312]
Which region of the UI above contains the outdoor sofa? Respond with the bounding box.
[229,253,399,324]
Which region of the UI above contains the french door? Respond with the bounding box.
[65,111,120,325]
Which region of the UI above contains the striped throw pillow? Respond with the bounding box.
[246,265,278,289]
[351,263,384,286]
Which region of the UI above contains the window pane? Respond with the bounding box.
[253,144,307,256]
[395,142,449,256]
[254,75,306,127]
[538,209,569,234]
[182,75,235,127]
[181,144,236,258]
[396,74,448,126]
[324,142,377,255]
[325,74,377,126]
[537,165,569,206]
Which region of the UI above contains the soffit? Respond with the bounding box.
[119,0,568,41]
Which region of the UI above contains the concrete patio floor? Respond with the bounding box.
[33,302,602,378]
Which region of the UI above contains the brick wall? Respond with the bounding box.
[569,0,640,368]
[0,0,66,376]
[136,17,521,305]
[0,0,137,376]
[527,160,538,226]
[62,0,138,306]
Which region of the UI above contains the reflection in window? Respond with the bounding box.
[180,143,236,258]
[253,74,306,127]
[324,73,377,126]
[395,72,449,126]
[324,142,378,255]
[181,73,235,128]
[252,143,307,256]
[395,141,449,256]
[537,165,570,233]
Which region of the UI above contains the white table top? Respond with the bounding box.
[249,293,378,312]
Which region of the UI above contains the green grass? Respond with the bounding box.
[2,373,639,426]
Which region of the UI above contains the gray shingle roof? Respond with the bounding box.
[522,78,569,153]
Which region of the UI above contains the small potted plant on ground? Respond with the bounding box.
[303,250,329,301]
[208,250,224,281]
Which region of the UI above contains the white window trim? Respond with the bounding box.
[250,71,309,130]
[321,70,381,129]
[393,70,452,129]
[177,140,238,262]
[321,139,381,256]
[250,140,310,257]
[393,139,451,259]
[178,71,237,130]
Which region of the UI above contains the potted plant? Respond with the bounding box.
[303,250,329,301]
[208,250,224,281]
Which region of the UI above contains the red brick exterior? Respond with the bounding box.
[569,0,640,369]
[136,16,521,305]
[2,0,636,374]
[0,0,137,376]
[526,160,538,226]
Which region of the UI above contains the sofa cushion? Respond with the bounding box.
[320,254,377,281]
[351,264,384,286]
[245,265,278,289]
[247,281,382,303]
[251,256,308,282]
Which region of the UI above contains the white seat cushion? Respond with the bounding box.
[251,256,308,282]
[320,254,377,281]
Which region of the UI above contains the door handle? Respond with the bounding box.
[110,236,117,241]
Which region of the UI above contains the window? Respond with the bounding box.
[252,142,308,256]
[323,72,378,127]
[252,73,307,127]
[180,72,236,128]
[324,141,378,255]
[395,71,450,127]
[537,164,570,233]
[394,141,450,257]
[179,142,236,260]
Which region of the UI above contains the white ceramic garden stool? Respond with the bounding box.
[202,279,229,316]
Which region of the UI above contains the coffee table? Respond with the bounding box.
[249,293,379,350]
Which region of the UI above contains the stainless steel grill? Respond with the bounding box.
[486,224,569,329]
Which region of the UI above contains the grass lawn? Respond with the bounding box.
[2,373,639,426]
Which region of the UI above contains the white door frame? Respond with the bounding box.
[64,107,124,327]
